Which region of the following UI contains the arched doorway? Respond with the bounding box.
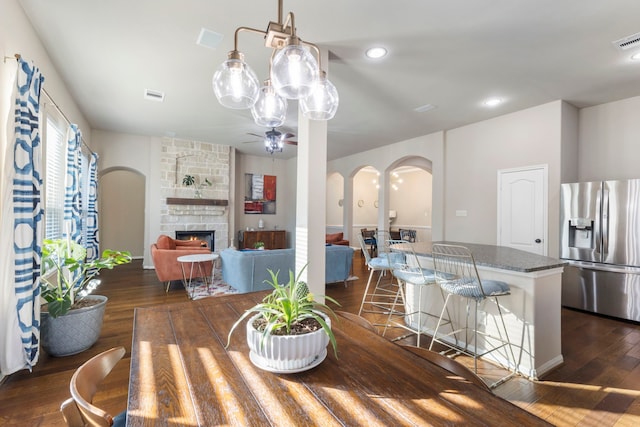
[99,168,145,258]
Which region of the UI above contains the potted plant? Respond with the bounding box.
[254,241,265,250]
[39,238,132,356]
[227,267,339,372]
[182,174,212,198]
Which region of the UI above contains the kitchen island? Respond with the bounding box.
[398,241,566,379]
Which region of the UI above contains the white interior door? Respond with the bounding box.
[497,165,547,256]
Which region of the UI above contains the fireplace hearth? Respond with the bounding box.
[175,230,215,251]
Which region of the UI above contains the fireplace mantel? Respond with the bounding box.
[166,198,228,206]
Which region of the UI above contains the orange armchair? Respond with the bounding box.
[326,232,350,246]
[150,235,213,292]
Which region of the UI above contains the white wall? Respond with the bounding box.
[329,131,445,243]
[326,172,344,227]
[389,168,432,229]
[1,0,90,148]
[578,96,640,182]
[92,130,161,267]
[444,101,568,257]
[234,153,294,247]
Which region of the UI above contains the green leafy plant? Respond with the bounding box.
[40,239,132,318]
[254,241,265,249]
[182,174,211,188]
[227,267,340,357]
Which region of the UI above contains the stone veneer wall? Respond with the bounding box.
[159,138,230,251]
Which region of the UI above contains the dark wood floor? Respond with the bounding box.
[2,254,640,426]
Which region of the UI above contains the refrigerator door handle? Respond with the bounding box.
[602,188,609,257]
[595,188,602,255]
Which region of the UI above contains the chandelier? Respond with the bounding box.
[212,0,339,127]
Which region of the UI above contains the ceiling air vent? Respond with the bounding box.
[144,89,165,102]
[612,32,640,50]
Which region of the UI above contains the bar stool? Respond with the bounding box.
[357,233,404,320]
[429,243,516,388]
[384,241,450,347]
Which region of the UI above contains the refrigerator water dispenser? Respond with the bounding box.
[568,218,594,249]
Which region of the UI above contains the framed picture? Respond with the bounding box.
[244,173,276,214]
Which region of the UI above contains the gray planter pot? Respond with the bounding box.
[40,295,107,357]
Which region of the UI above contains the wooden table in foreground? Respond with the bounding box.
[126,292,549,426]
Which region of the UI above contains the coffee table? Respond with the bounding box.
[177,253,219,299]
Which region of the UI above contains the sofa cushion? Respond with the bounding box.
[326,232,344,243]
[157,235,175,250]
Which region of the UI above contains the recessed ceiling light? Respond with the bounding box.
[631,52,640,61]
[366,47,387,59]
[483,97,503,107]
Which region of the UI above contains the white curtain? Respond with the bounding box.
[0,58,45,375]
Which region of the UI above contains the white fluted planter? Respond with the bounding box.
[246,312,330,372]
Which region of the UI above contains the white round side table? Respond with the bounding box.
[177,253,219,299]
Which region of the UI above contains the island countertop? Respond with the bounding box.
[409,241,566,273]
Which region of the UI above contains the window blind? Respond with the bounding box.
[44,109,66,240]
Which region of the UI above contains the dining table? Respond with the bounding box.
[126,291,550,426]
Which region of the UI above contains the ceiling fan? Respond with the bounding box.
[245,128,297,154]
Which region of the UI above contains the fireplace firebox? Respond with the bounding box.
[175,230,215,252]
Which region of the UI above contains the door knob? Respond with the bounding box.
[535,239,542,243]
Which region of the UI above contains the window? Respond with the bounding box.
[43,107,66,240]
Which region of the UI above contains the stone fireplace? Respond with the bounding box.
[159,138,231,251]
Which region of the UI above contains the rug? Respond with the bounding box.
[186,270,238,300]
[187,274,358,300]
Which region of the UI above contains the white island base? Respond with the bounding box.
[402,242,565,380]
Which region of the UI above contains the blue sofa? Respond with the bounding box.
[220,245,355,293]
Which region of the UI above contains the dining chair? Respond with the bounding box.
[357,233,405,321]
[399,228,417,243]
[336,311,378,334]
[429,244,516,388]
[385,241,450,347]
[61,346,127,427]
[360,228,377,258]
[400,345,491,391]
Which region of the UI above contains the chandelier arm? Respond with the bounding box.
[299,40,324,74]
[282,11,296,37]
[233,26,268,51]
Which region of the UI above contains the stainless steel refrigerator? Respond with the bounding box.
[560,179,640,322]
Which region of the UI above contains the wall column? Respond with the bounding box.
[295,117,327,298]
[295,49,329,298]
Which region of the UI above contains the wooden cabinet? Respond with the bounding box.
[241,230,287,250]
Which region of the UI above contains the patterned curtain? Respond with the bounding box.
[85,152,100,261]
[64,124,82,243]
[0,58,45,373]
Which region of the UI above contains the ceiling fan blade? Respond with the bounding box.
[247,132,264,138]
[283,132,295,139]
[284,140,298,146]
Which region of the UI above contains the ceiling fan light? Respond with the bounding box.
[301,75,339,120]
[251,83,288,127]
[264,131,284,154]
[212,52,260,109]
[271,43,318,99]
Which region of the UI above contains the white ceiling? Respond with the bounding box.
[18,0,640,160]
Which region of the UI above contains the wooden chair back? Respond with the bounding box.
[63,346,126,427]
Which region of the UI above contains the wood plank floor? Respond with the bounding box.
[1,254,640,426]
